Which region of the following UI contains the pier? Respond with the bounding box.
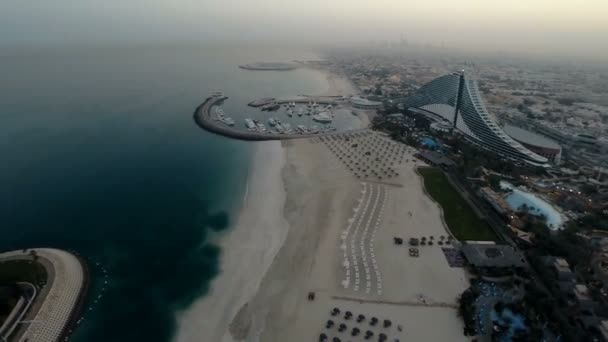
[193,95,358,141]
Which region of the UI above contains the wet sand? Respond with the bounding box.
[174,141,289,342]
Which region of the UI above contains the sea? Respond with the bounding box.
[0,44,330,342]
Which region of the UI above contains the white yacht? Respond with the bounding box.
[244,118,256,130]
[312,112,333,123]
[282,123,293,134]
[221,117,235,126]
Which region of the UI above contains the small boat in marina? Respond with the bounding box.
[282,123,293,134]
[312,112,333,123]
[244,118,256,130]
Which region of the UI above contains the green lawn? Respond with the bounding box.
[418,167,498,241]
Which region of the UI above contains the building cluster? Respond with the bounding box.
[538,255,608,340]
[324,51,608,215]
[324,52,608,168]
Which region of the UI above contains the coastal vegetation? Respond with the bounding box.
[418,167,497,241]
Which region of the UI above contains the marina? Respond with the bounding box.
[194,93,363,141]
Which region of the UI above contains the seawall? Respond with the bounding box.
[193,96,361,142]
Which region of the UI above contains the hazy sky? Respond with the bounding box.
[2,0,607,60]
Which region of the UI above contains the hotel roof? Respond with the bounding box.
[503,124,561,150]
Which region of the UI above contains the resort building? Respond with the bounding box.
[460,243,528,269]
[503,125,562,164]
[350,97,383,110]
[416,151,455,168]
[403,72,549,167]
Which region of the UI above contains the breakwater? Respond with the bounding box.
[193,96,358,141]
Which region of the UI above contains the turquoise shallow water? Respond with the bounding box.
[0,45,328,341]
[500,181,564,229]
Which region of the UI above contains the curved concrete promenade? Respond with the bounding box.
[0,248,86,342]
[193,95,357,141]
[238,62,296,71]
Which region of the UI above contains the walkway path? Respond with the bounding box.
[0,248,85,342]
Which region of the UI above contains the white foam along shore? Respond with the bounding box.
[174,141,289,342]
[174,68,364,342]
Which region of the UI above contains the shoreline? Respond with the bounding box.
[174,141,289,342]
[175,64,368,342]
[310,66,360,97]
[223,133,469,341]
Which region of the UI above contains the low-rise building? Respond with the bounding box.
[479,187,511,216]
[350,97,383,110]
[461,243,528,269]
[551,257,576,282]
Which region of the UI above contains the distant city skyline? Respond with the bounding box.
[1,0,608,62]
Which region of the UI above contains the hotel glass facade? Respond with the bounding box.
[404,72,548,167]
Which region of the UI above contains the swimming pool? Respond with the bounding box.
[500,181,565,230]
[419,136,439,149]
[491,308,527,341]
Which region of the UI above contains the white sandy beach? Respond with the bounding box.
[175,72,469,342]
[222,135,470,342]
[321,71,360,97]
[174,141,289,342]
[175,70,361,342]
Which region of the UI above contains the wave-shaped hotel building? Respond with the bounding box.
[404,72,549,167]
